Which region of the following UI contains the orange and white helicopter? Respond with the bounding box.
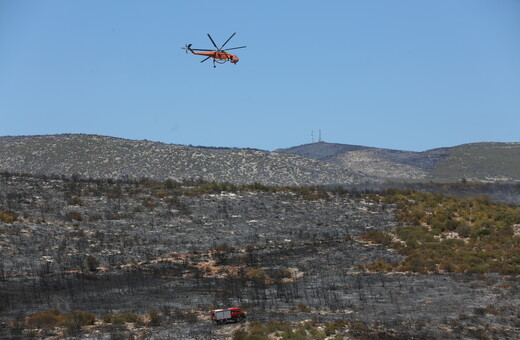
[182,33,246,68]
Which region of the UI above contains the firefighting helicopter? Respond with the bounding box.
[182,32,246,68]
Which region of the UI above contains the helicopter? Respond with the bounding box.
[182,32,246,68]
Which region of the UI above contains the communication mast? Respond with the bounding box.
[311,130,323,143]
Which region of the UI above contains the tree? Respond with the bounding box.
[86,255,100,272]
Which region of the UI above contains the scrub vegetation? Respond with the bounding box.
[362,190,520,274]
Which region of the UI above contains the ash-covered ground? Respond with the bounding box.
[1,174,519,339]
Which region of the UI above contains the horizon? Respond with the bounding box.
[1,132,518,153]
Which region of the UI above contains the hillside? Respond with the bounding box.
[1,174,519,339]
[431,142,520,181]
[0,135,365,186]
[277,141,520,182]
[1,134,519,186]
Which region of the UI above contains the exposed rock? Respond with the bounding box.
[0,134,364,185]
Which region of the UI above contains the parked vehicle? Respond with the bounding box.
[210,307,246,324]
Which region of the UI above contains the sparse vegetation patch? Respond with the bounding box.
[363,190,520,274]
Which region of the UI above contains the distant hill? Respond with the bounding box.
[0,135,518,185]
[273,142,371,162]
[430,142,520,182]
[0,134,364,186]
[276,141,520,182]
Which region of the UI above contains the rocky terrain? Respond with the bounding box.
[0,135,365,186]
[1,174,519,339]
[1,134,519,185]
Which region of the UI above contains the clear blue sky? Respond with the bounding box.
[1,1,519,151]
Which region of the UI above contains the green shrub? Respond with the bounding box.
[456,224,471,238]
[364,190,520,275]
[324,320,348,336]
[233,329,249,340]
[106,312,140,324]
[268,268,292,280]
[121,313,139,323]
[361,231,393,246]
[111,314,125,325]
[62,310,95,335]
[233,320,348,340]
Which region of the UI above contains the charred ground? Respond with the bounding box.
[0,173,519,339]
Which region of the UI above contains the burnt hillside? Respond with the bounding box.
[1,174,519,339]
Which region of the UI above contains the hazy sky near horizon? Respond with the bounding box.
[1,1,519,151]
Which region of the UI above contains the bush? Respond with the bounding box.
[456,224,471,238]
[296,303,311,313]
[26,309,95,332]
[366,190,520,275]
[65,211,83,221]
[232,320,348,340]
[86,255,100,272]
[26,309,62,330]
[233,329,249,340]
[67,196,82,205]
[301,191,329,201]
[148,308,162,326]
[121,313,140,323]
[361,231,393,246]
[0,210,18,223]
[268,268,292,280]
[62,310,96,335]
[213,243,235,253]
[246,268,268,283]
[143,200,156,210]
[324,320,348,336]
[111,314,126,325]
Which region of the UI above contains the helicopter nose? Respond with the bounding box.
[231,58,239,64]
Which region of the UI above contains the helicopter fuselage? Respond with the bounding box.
[190,50,239,64]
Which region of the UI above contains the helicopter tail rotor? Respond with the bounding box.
[181,44,192,54]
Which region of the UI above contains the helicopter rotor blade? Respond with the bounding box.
[200,56,212,63]
[219,32,236,50]
[207,34,219,50]
[222,46,247,51]
[189,48,215,51]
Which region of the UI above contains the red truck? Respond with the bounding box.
[210,307,246,324]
